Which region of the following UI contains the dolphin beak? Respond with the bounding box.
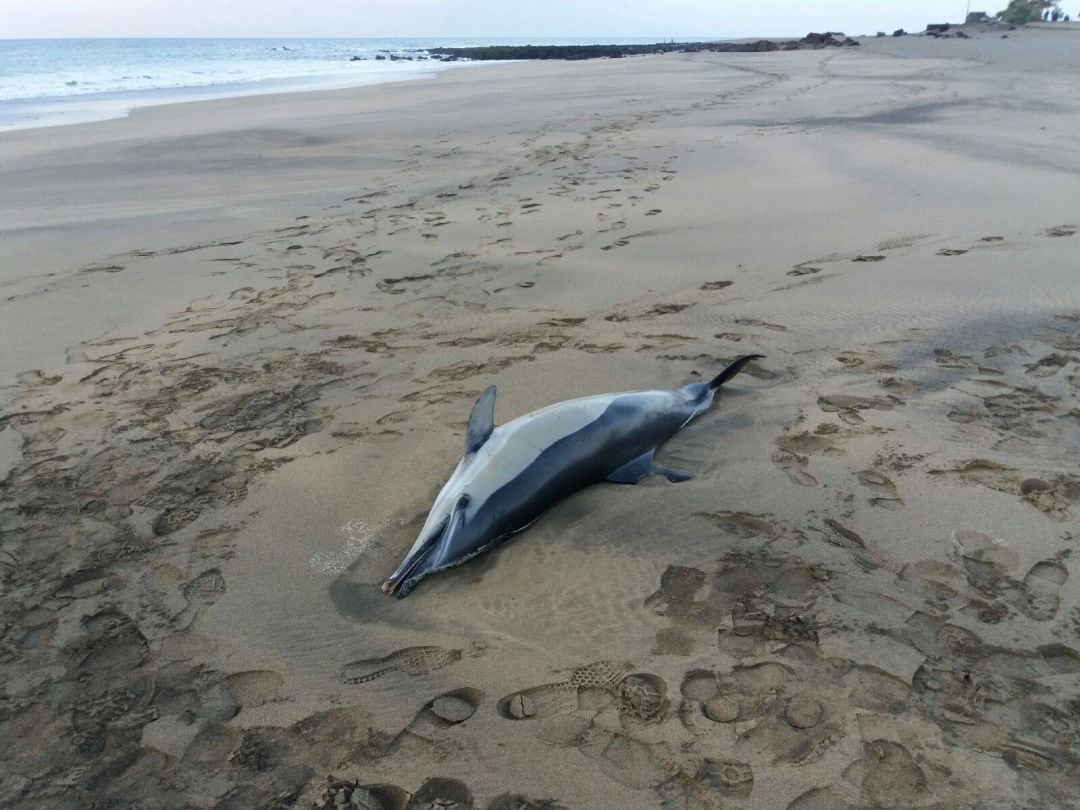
[382,503,466,598]
[382,519,444,597]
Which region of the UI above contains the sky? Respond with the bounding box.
[1,1,1004,40]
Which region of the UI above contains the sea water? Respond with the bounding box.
[0,37,696,131]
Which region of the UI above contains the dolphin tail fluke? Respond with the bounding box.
[708,354,765,390]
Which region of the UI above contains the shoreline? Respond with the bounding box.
[4,21,1053,134]
[2,26,1079,808]
[0,35,714,133]
[0,61,467,133]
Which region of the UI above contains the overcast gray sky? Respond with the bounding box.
[2,1,999,39]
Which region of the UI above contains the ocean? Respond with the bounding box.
[0,37,701,132]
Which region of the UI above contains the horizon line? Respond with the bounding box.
[1,32,824,42]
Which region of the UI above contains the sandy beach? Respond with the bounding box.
[2,25,1080,809]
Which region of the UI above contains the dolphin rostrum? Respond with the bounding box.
[382,354,764,597]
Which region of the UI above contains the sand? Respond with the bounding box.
[2,25,1079,809]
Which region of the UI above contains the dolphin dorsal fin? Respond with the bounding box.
[465,385,497,454]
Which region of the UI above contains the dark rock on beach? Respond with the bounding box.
[426,34,858,62]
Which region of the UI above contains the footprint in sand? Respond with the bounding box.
[947,408,980,424]
[382,689,489,761]
[696,511,779,540]
[489,794,567,810]
[16,369,62,386]
[681,660,837,772]
[499,662,669,725]
[658,760,753,802]
[937,248,969,256]
[950,528,1021,579]
[341,646,463,684]
[851,254,886,262]
[948,530,1068,621]
[772,450,818,487]
[404,778,473,810]
[393,687,483,751]
[786,743,928,810]
[842,740,930,809]
[183,568,227,606]
[499,663,681,797]
[616,673,670,723]
[937,460,1080,522]
[1024,353,1070,377]
[1010,561,1069,621]
[818,393,896,425]
[644,209,662,216]
[823,519,888,570]
[316,781,409,810]
[1045,225,1076,237]
[836,350,897,373]
[787,265,821,276]
[734,318,786,331]
[857,469,904,509]
[499,661,630,719]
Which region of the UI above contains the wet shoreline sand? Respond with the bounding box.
[2,27,1079,808]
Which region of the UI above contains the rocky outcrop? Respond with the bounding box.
[424,34,858,62]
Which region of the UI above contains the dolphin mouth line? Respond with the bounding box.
[381,516,449,597]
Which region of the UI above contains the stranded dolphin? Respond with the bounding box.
[382,354,764,597]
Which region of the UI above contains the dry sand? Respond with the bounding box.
[2,26,1080,809]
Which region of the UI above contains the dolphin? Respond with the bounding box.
[382,354,764,597]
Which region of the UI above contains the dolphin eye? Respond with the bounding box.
[457,494,471,509]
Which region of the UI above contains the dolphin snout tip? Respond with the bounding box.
[381,576,412,598]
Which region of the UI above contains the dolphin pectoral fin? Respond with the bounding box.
[606,451,694,484]
[465,385,497,454]
[657,466,694,483]
[606,453,656,484]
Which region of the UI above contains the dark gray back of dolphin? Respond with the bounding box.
[383,354,764,597]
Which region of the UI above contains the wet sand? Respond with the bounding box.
[2,26,1079,809]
